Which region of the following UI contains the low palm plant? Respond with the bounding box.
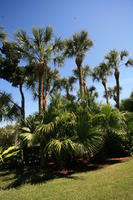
[99,104,127,156]
[35,111,78,167]
[75,101,104,158]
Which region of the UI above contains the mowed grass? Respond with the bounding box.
[0,158,133,200]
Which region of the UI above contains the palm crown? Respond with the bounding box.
[64,31,93,57]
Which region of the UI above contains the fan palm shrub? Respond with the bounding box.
[99,104,128,156]
[35,111,78,168]
[75,101,104,158]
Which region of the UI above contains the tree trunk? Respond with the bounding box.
[83,79,87,95]
[39,75,44,114]
[19,84,25,120]
[43,83,50,112]
[102,79,109,104]
[75,56,84,97]
[38,60,45,115]
[114,68,120,109]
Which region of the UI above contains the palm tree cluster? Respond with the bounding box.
[0,26,133,169]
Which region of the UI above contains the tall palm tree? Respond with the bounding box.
[93,62,111,104]
[73,65,91,95]
[105,50,132,108]
[61,76,76,100]
[64,31,93,97]
[15,27,64,115]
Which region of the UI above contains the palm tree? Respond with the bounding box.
[61,76,76,100]
[105,50,132,108]
[64,31,93,97]
[73,65,91,95]
[15,27,64,115]
[93,62,111,104]
[106,86,122,105]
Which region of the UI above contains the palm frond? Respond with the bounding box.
[125,58,133,66]
[44,26,53,43]
[120,50,128,60]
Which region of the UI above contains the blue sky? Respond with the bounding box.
[0,0,133,123]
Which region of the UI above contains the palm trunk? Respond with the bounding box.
[102,79,109,104]
[76,56,84,97]
[83,79,87,95]
[19,84,25,120]
[38,61,45,115]
[78,65,84,97]
[39,75,44,114]
[114,68,120,109]
[43,83,50,112]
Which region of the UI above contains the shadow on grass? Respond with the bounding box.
[0,157,130,190]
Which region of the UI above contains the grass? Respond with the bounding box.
[0,158,133,200]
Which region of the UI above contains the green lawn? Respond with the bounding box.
[0,158,133,200]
